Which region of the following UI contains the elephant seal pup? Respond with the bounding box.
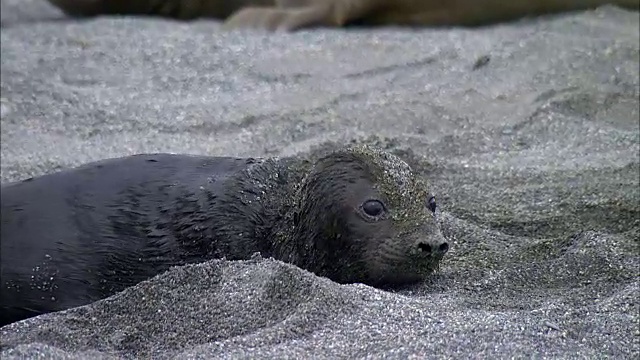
[0,145,448,326]
[45,0,639,31]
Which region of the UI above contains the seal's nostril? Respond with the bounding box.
[417,242,432,253]
[417,240,449,256]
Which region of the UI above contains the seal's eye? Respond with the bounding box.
[427,196,437,213]
[361,200,385,218]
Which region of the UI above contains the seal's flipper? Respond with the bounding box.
[45,0,640,30]
[45,0,232,20]
[223,0,379,31]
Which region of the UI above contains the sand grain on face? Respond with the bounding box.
[347,145,433,224]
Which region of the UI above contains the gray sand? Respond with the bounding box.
[1,1,639,359]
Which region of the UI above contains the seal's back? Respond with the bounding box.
[0,153,250,326]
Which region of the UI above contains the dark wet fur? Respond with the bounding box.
[0,154,299,326]
[279,153,375,283]
[1,148,445,326]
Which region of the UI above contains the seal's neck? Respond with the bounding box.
[250,156,311,239]
[203,156,311,260]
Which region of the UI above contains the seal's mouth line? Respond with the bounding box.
[375,238,428,262]
[363,241,441,284]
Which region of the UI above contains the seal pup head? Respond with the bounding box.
[289,145,449,287]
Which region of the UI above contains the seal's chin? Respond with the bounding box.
[357,235,444,287]
[362,258,440,288]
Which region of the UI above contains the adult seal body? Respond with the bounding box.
[0,145,448,326]
[45,0,639,31]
